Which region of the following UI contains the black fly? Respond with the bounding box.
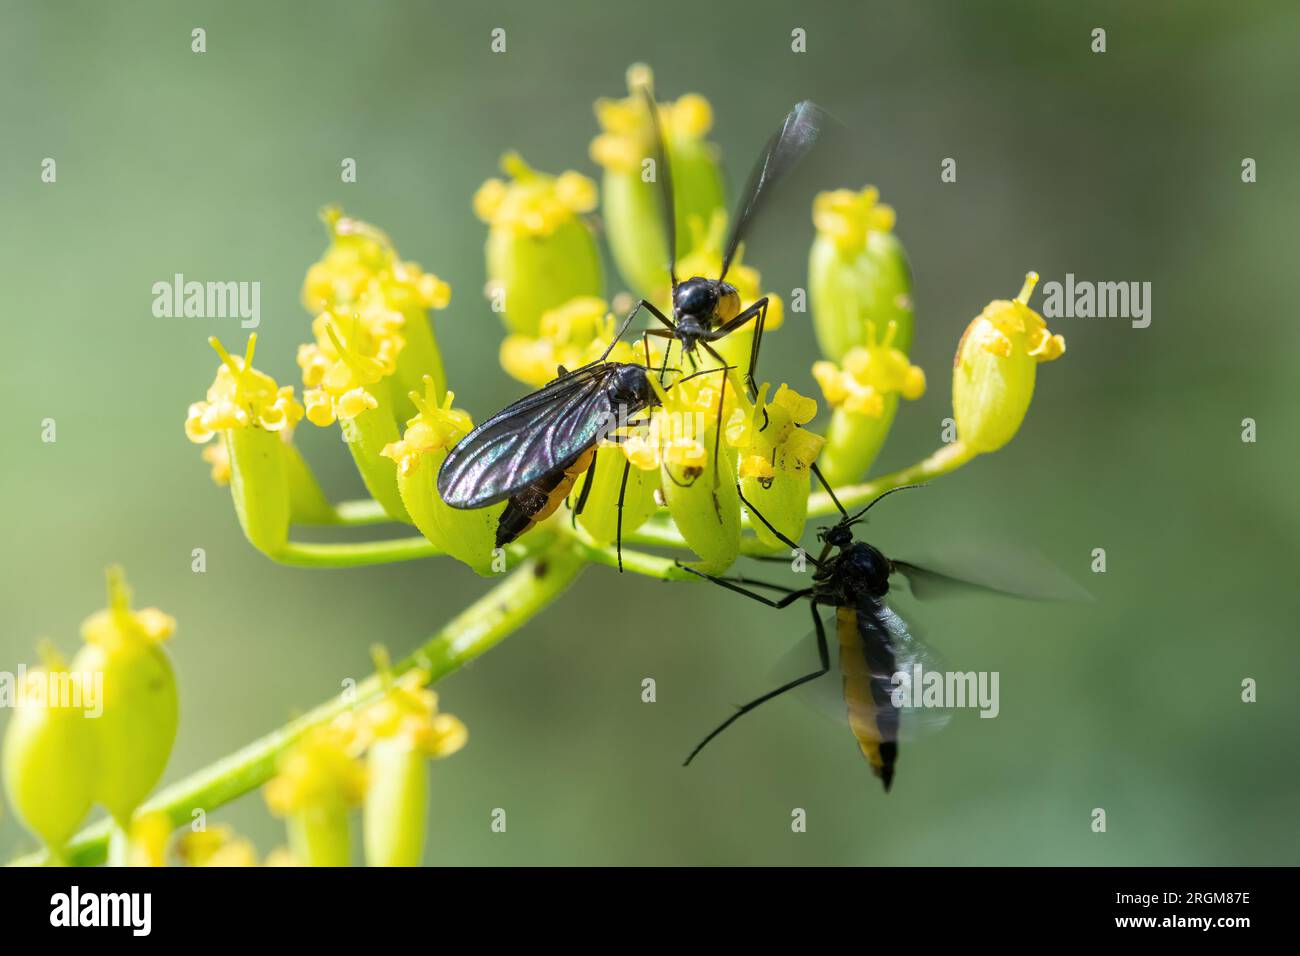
[630,87,828,399]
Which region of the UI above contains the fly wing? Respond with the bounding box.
[891,542,1093,603]
[770,603,949,790]
[437,364,616,509]
[720,100,830,280]
[640,85,678,287]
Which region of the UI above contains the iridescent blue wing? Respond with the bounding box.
[437,363,617,509]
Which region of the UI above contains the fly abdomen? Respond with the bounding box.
[494,448,596,548]
[837,604,900,792]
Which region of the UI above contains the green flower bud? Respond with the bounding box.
[303,207,453,419]
[811,321,927,484]
[382,378,501,575]
[186,335,303,554]
[809,187,913,362]
[71,568,179,826]
[358,669,466,867]
[2,648,97,857]
[474,153,602,336]
[727,386,826,550]
[590,64,725,299]
[952,273,1065,454]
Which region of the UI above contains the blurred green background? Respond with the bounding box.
[2,0,1297,865]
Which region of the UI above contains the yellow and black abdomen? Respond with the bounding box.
[837,604,900,791]
[494,448,595,548]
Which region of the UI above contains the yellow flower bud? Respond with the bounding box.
[303,207,451,418]
[358,669,466,867]
[264,724,365,867]
[382,378,501,575]
[590,64,725,298]
[727,385,825,549]
[809,186,913,362]
[71,567,178,826]
[1,647,97,858]
[475,152,602,336]
[811,320,926,484]
[952,273,1065,454]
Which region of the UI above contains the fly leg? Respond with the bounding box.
[683,602,830,765]
[704,296,769,401]
[676,565,812,609]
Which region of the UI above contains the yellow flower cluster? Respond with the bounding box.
[184,336,303,444]
[304,207,451,317]
[813,321,926,417]
[473,152,597,238]
[350,670,468,759]
[590,63,714,174]
[500,296,614,387]
[727,385,824,481]
[812,186,897,257]
[299,316,395,426]
[381,380,473,477]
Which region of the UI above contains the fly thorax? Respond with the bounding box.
[839,542,892,600]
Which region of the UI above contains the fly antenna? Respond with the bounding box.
[848,482,928,524]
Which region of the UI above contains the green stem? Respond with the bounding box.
[9,545,586,867]
[325,498,393,527]
[272,537,443,567]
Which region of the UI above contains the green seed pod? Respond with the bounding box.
[185,335,304,555]
[474,153,602,336]
[71,568,179,827]
[952,273,1066,454]
[363,737,426,867]
[358,670,467,867]
[225,428,291,554]
[809,187,913,363]
[301,317,411,523]
[811,322,927,485]
[282,438,336,524]
[591,65,725,299]
[653,376,741,574]
[818,397,898,486]
[576,451,660,546]
[1,651,97,857]
[383,379,501,575]
[264,725,365,868]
